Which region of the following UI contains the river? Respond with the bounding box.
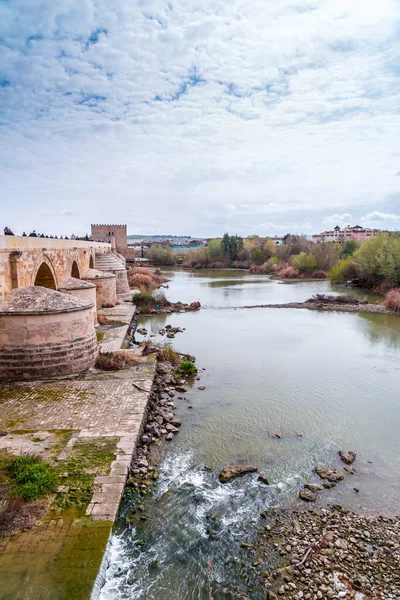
[97,269,400,600]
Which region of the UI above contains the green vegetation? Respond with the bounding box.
[178,361,197,376]
[132,291,154,304]
[132,290,170,310]
[183,231,400,293]
[54,438,117,510]
[158,345,180,366]
[8,455,58,501]
[292,252,317,273]
[329,233,400,290]
[340,239,359,259]
[148,245,176,265]
[221,233,244,261]
[328,257,357,283]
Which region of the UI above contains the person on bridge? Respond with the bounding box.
[4,226,14,236]
[29,230,37,237]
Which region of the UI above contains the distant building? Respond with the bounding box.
[271,236,284,247]
[312,225,381,243]
[91,224,136,261]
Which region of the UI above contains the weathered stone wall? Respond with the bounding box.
[0,236,111,299]
[58,286,98,326]
[85,274,117,308]
[91,224,127,253]
[0,309,98,381]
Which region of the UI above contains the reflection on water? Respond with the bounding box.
[99,269,400,600]
[357,312,400,350]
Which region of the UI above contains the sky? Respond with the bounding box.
[1,0,400,237]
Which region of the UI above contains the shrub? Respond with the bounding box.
[153,290,169,307]
[277,266,299,279]
[129,272,155,290]
[292,252,317,273]
[8,456,57,502]
[96,351,137,371]
[128,266,166,291]
[179,361,197,376]
[158,345,180,365]
[310,270,327,279]
[312,243,340,271]
[0,497,23,534]
[132,291,154,305]
[328,257,357,283]
[384,289,400,312]
[148,245,176,265]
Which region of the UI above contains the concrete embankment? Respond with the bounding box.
[0,300,156,600]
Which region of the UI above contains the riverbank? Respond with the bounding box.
[249,504,399,599]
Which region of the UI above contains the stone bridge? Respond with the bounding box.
[0,236,111,300]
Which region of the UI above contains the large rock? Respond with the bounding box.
[338,450,356,465]
[299,489,316,502]
[315,466,345,482]
[219,465,258,483]
[304,483,322,492]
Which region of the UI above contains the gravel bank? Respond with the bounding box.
[251,506,400,599]
[242,302,397,316]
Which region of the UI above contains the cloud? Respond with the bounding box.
[363,211,400,222]
[322,213,353,225]
[0,0,400,236]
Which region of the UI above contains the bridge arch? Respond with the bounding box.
[34,262,57,290]
[31,255,58,290]
[71,260,80,279]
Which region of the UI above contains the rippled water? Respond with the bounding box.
[97,269,400,600]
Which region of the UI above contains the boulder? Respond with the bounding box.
[315,466,345,482]
[299,490,316,502]
[339,450,356,465]
[219,465,258,483]
[258,474,270,485]
[304,483,322,492]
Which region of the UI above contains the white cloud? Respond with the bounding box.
[322,213,353,225]
[0,0,400,235]
[363,211,400,222]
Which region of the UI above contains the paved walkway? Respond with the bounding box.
[98,293,138,352]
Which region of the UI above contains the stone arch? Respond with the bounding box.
[32,254,58,290]
[89,255,94,269]
[71,260,80,279]
[34,262,56,290]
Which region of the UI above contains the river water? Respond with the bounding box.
[98,269,400,600]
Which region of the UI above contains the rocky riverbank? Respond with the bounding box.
[251,505,399,600]
[141,300,201,315]
[125,351,198,497]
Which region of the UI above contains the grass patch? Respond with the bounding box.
[96,331,105,342]
[177,360,197,377]
[158,345,180,366]
[8,456,58,501]
[53,438,117,511]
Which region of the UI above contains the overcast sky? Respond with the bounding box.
[1,0,400,237]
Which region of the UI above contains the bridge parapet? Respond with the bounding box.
[0,236,112,299]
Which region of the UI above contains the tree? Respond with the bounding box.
[292,252,317,273]
[340,239,359,259]
[311,242,340,271]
